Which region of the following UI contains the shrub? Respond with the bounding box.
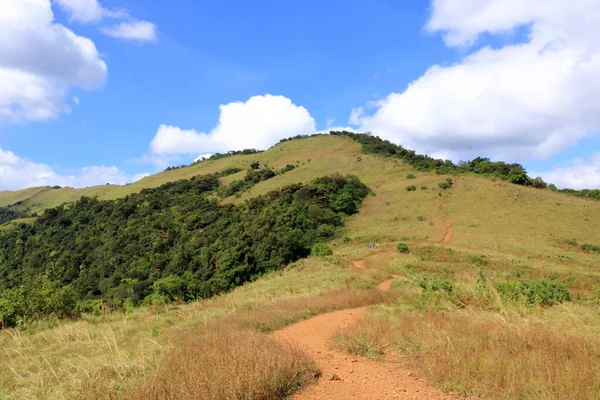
[438,182,451,190]
[397,242,409,254]
[420,186,428,190]
[495,279,571,306]
[416,215,425,221]
[405,185,417,192]
[581,243,600,253]
[418,278,454,293]
[311,242,333,256]
[406,174,416,179]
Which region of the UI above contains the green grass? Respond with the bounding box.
[3,134,600,399]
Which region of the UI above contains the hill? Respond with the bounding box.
[1,134,600,399]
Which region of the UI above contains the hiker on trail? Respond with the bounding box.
[368,243,380,249]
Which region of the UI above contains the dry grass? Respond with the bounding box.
[334,289,600,399]
[0,257,387,399]
[126,289,389,400]
[125,328,316,400]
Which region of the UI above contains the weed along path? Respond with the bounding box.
[270,271,456,399]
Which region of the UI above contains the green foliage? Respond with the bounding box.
[406,174,416,179]
[438,182,451,190]
[581,243,600,253]
[418,278,454,293]
[0,207,27,225]
[495,279,571,306]
[310,243,333,257]
[0,172,369,327]
[405,185,417,192]
[397,242,409,254]
[416,215,425,221]
[208,149,262,161]
[279,164,296,174]
[218,168,276,197]
[420,186,428,190]
[250,161,260,170]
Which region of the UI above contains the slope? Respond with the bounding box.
[1,134,600,399]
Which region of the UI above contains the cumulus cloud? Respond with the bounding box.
[194,153,213,162]
[0,0,107,122]
[102,21,157,41]
[0,146,148,190]
[150,95,316,155]
[533,154,600,189]
[352,0,600,161]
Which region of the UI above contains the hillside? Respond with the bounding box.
[1,134,600,399]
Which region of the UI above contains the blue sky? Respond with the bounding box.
[1,0,600,190]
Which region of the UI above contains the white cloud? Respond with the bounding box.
[352,0,600,162]
[533,154,600,189]
[54,0,156,42]
[102,20,157,41]
[53,0,121,23]
[0,0,106,122]
[194,153,213,162]
[150,95,316,155]
[0,146,148,190]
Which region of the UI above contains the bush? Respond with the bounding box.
[438,182,451,190]
[311,242,333,256]
[581,243,600,253]
[405,185,417,192]
[418,278,454,293]
[420,186,428,190]
[416,215,425,221]
[397,242,409,254]
[406,174,416,179]
[495,279,571,306]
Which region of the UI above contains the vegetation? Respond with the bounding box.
[396,242,409,253]
[0,172,369,326]
[495,279,571,306]
[0,207,27,225]
[405,185,416,192]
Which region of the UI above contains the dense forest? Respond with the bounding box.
[0,170,369,327]
[0,207,27,225]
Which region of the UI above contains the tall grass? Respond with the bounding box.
[128,289,390,400]
[334,305,600,399]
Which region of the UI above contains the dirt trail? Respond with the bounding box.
[271,255,455,399]
[376,275,405,292]
[271,306,455,399]
[441,217,454,244]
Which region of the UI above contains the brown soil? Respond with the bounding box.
[376,275,405,292]
[270,307,457,399]
[441,217,454,244]
[270,255,457,399]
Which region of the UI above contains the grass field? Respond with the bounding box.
[1,135,600,399]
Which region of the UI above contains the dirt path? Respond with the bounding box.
[271,306,455,399]
[271,269,456,400]
[441,217,454,244]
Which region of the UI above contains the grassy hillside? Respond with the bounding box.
[1,134,600,399]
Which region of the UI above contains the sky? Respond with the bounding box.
[1,0,600,190]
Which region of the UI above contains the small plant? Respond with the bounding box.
[397,242,409,254]
[151,326,159,337]
[420,186,428,190]
[418,278,454,293]
[416,215,425,221]
[343,236,352,243]
[311,242,333,256]
[438,182,451,190]
[405,185,417,192]
[406,174,416,179]
[495,279,571,306]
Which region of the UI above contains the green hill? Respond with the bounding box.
[1,133,600,399]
